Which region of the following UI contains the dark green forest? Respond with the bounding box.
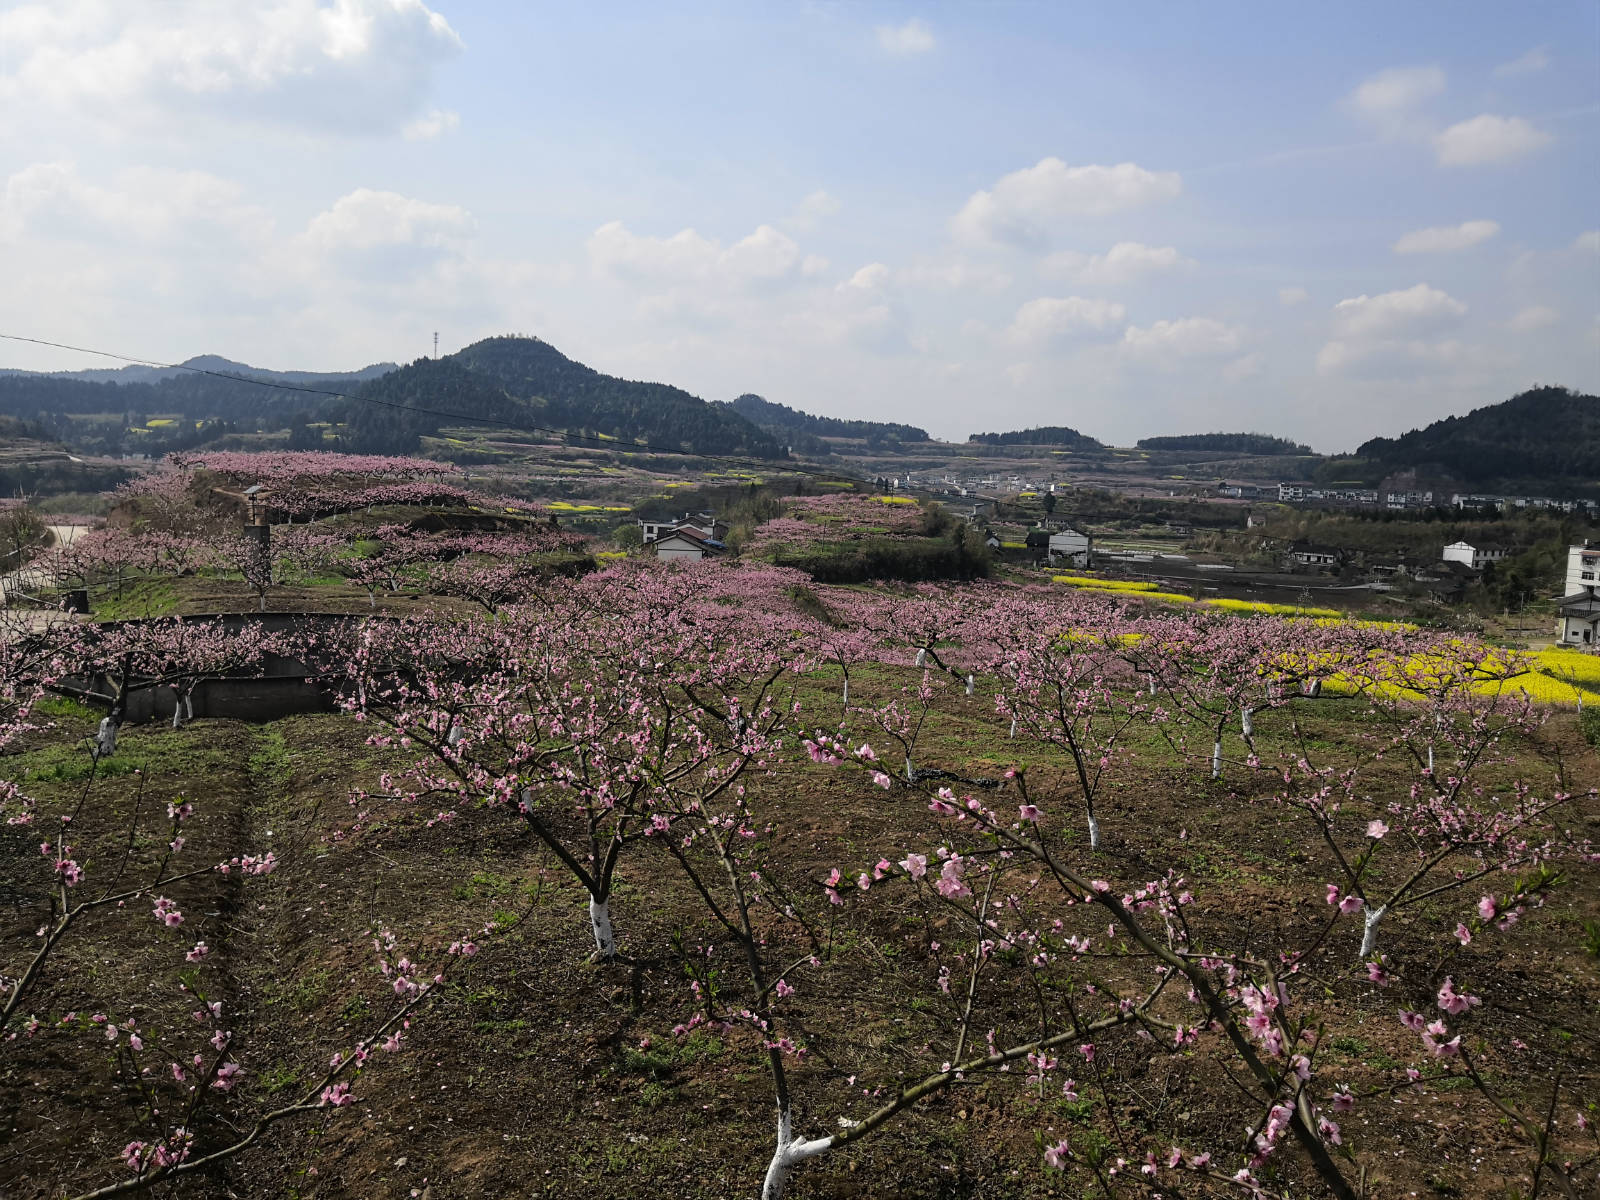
[1137,432,1313,455]
[1353,387,1599,490]
[968,425,1104,449]
[725,393,929,452]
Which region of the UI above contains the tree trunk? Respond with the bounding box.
[1211,740,1222,780]
[1359,904,1386,958]
[589,893,616,959]
[94,716,118,759]
[761,1105,833,1200]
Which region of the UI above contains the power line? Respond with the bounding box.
[0,332,855,482]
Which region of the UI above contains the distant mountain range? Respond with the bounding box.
[0,355,396,387]
[0,340,1592,492]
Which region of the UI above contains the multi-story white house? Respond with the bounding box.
[1442,541,1509,570]
[1557,543,1600,646]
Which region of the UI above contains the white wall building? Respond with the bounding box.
[1442,541,1509,570]
[1047,528,1091,568]
[1557,544,1600,645]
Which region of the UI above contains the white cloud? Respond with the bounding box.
[1318,284,1478,377]
[0,0,462,136]
[875,18,935,56]
[1041,241,1189,286]
[1331,283,1466,337]
[1121,317,1244,359]
[1278,287,1309,307]
[1392,219,1500,254]
[1315,337,1508,378]
[1574,231,1600,254]
[953,158,1182,248]
[897,261,1014,293]
[1434,114,1552,166]
[1345,66,1445,129]
[402,108,460,141]
[786,190,841,231]
[587,221,810,289]
[1222,352,1265,382]
[300,188,470,252]
[843,263,891,291]
[1510,305,1559,332]
[1,161,272,247]
[1493,47,1549,77]
[1006,296,1126,345]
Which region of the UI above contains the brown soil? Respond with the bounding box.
[2,671,1597,1200]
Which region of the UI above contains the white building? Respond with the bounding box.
[1047,528,1091,568]
[639,511,728,543]
[645,528,725,562]
[1557,544,1600,645]
[1442,541,1509,570]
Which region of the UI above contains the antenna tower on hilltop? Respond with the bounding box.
[433,331,439,358]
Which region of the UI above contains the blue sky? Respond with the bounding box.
[0,1,1595,450]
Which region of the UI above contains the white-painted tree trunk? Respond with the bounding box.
[589,894,615,959]
[761,1106,834,1200]
[1427,744,1433,773]
[94,717,118,759]
[446,723,464,748]
[1241,708,1253,739]
[914,648,927,668]
[904,755,914,783]
[1359,904,1387,958]
[1009,715,1017,739]
[1087,813,1100,851]
[840,676,848,705]
[965,674,975,696]
[1211,740,1222,780]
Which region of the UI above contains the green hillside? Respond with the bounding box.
[1354,386,1600,489]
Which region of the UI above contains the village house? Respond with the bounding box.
[644,526,726,562]
[638,511,729,544]
[1441,540,1510,570]
[1286,542,1344,570]
[1046,527,1092,568]
[1556,543,1600,646]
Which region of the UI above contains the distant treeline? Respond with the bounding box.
[968,426,1103,449]
[1136,432,1312,456]
[726,394,929,451]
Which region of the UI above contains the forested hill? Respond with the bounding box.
[342,337,786,458]
[1354,387,1600,489]
[725,393,929,452]
[968,425,1104,450]
[1137,432,1312,456]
